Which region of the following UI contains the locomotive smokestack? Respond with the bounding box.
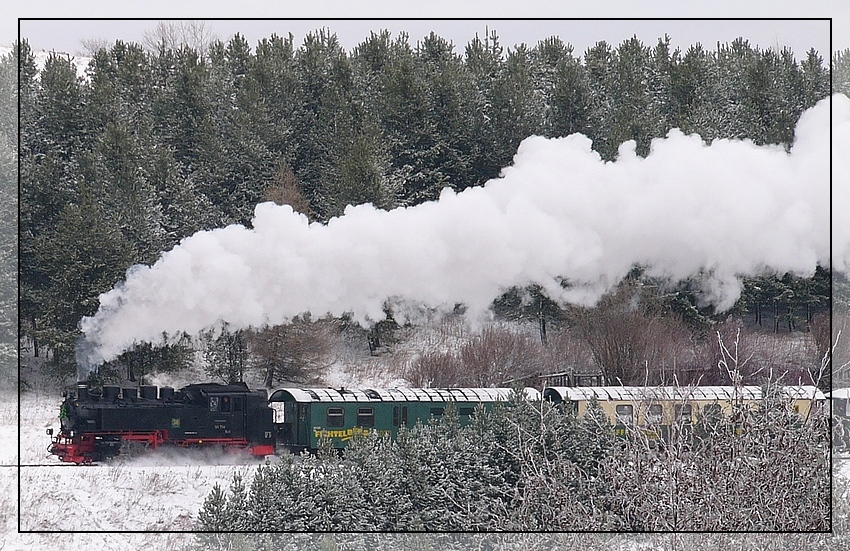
[75,334,100,381]
[76,381,89,401]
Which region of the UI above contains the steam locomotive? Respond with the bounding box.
[49,381,275,464]
[48,380,826,464]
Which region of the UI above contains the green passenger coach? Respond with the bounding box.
[268,387,540,453]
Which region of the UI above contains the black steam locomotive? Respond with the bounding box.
[49,381,275,464]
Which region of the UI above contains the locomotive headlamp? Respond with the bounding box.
[46,428,53,436]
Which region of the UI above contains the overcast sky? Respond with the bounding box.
[13,19,838,61]
[5,0,849,60]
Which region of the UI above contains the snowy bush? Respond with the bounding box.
[198,385,827,532]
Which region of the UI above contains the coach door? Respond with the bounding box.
[296,403,310,447]
[393,405,409,434]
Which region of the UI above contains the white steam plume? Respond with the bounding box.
[79,95,844,368]
[833,94,850,274]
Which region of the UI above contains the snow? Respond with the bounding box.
[2,383,847,549]
[0,45,91,80]
[6,390,258,548]
[1,332,417,548]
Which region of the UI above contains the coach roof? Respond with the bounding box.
[269,387,540,403]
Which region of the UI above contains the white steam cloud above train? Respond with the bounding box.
[78,94,847,372]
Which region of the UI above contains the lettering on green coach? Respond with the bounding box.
[313,426,390,441]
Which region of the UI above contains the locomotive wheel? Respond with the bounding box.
[92,435,122,462]
[118,439,149,459]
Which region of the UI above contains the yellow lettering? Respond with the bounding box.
[313,426,393,442]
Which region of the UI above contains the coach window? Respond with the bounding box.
[327,407,345,427]
[430,407,445,418]
[459,407,474,417]
[357,407,375,427]
[209,396,219,412]
[647,404,663,425]
[615,404,633,425]
[221,396,231,413]
[675,404,693,424]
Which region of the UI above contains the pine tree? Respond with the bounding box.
[414,33,479,194]
[669,43,722,139]
[352,30,440,207]
[464,30,508,184]
[150,42,224,228]
[28,184,135,372]
[196,483,230,530]
[250,33,301,173]
[293,28,391,219]
[834,48,850,97]
[714,38,759,140]
[204,33,276,225]
[799,48,830,106]
[583,41,618,160]
[201,322,249,383]
[0,46,19,377]
[610,36,658,157]
[538,37,591,138]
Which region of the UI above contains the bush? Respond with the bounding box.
[198,388,829,531]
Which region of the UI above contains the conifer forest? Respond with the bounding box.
[8,24,850,538]
[14,30,846,386]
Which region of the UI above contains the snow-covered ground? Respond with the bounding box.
[6,389,258,549]
[5,386,850,550]
[1,325,427,549]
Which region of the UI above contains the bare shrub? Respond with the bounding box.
[571,283,696,385]
[405,350,462,388]
[596,384,829,530]
[537,327,597,376]
[457,325,541,386]
[262,163,314,220]
[248,315,338,388]
[809,313,831,365]
[834,464,850,536]
[142,20,218,56]
[705,319,822,387]
[834,312,850,387]
[405,324,544,387]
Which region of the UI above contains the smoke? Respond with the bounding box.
[833,94,850,274]
[77,95,844,370]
